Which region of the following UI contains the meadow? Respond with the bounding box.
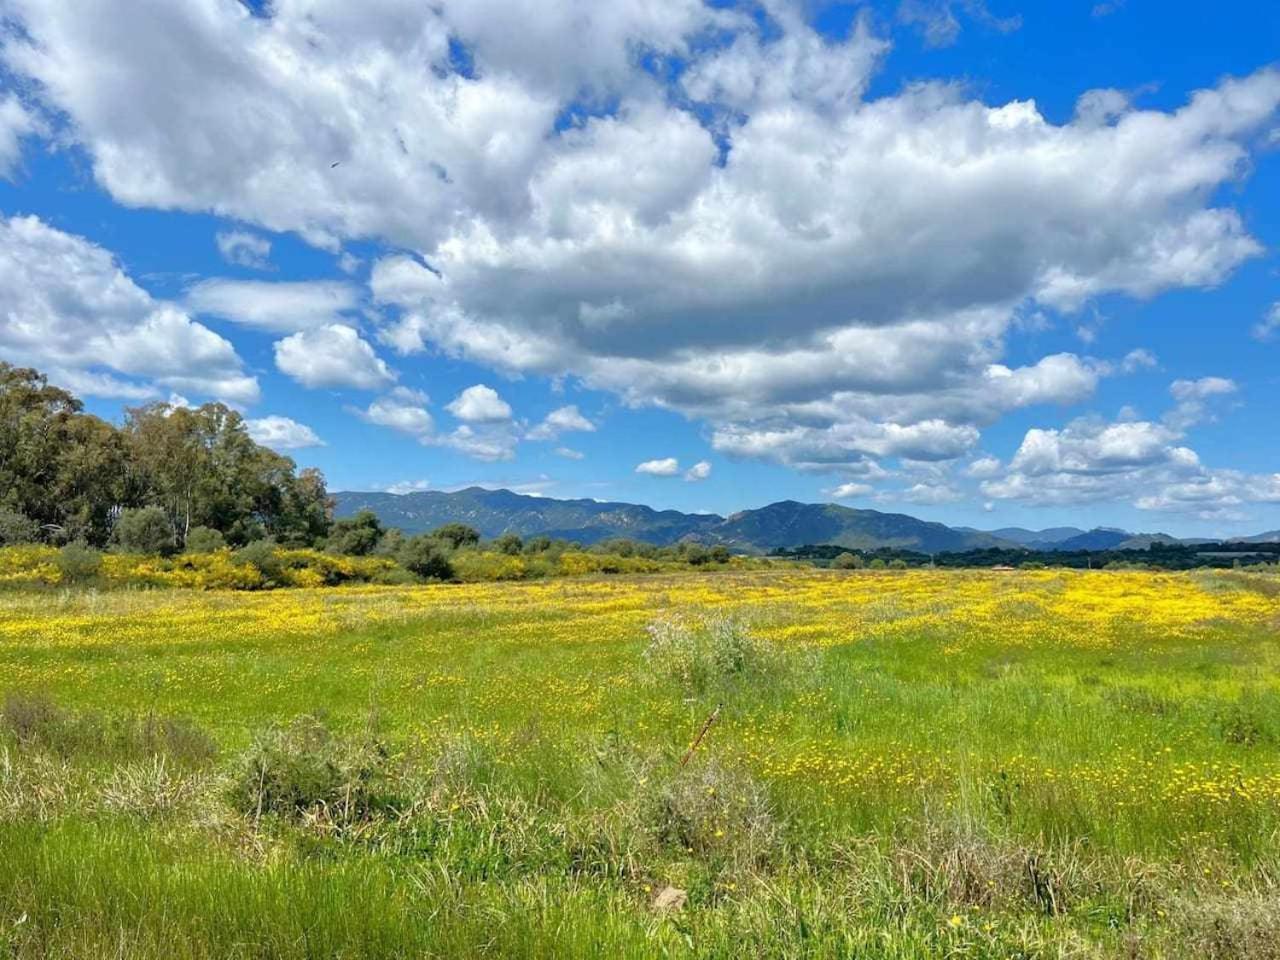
[2,567,1279,958]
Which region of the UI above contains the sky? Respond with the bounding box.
[1,0,1278,537]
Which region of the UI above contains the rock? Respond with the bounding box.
[653,886,687,912]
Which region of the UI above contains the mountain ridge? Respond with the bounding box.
[334,487,1265,554]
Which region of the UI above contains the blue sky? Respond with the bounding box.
[1,0,1278,535]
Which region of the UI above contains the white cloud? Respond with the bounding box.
[215,230,272,270]
[897,1,1021,49]
[439,423,518,461]
[187,279,359,333]
[246,415,324,450]
[1254,302,1280,341]
[965,456,1003,478]
[891,482,964,505]
[0,214,258,404]
[828,481,873,500]
[274,323,395,390]
[554,446,585,460]
[527,404,595,440]
[358,386,434,438]
[636,457,680,477]
[6,2,1279,488]
[1169,376,1237,402]
[385,479,432,495]
[446,384,512,423]
[1122,348,1158,372]
[684,460,711,481]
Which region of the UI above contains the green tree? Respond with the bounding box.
[832,552,863,570]
[430,523,480,550]
[0,508,38,546]
[326,510,384,556]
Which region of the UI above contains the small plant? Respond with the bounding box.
[54,541,101,583]
[398,535,455,581]
[230,715,395,823]
[0,507,38,546]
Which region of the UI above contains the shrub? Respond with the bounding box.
[184,526,226,553]
[398,535,454,581]
[230,716,394,823]
[867,558,888,570]
[492,532,523,555]
[832,551,863,570]
[55,541,102,583]
[112,506,176,555]
[889,558,909,570]
[0,507,38,546]
[642,614,793,692]
[235,539,285,586]
[430,523,480,550]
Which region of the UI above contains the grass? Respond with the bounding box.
[1,567,1279,957]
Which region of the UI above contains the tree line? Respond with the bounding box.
[1,362,329,551]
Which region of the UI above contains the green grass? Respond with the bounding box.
[1,569,1279,957]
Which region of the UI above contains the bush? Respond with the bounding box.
[492,532,523,555]
[234,539,285,586]
[867,558,887,570]
[430,523,480,550]
[398,535,455,581]
[642,614,794,692]
[0,507,38,546]
[184,526,226,553]
[55,541,102,583]
[832,551,863,570]
[112,506,176,555]
[230,716,394,823]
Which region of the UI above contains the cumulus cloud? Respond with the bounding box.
[684,460,712,481]
[636,457,680,477]
[0,213,258,404]
[274,324,395,390]
[527,404,595,440]
[187,279,359,333]
[245,415,324,450]
[215,230,272,270]
[446,384,513,423]
[358,386,434,438]
[6,2,1278,492]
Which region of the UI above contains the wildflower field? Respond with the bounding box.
[2,567,1280,958]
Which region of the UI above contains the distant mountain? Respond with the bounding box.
[1051,528,1135,551]
[334,489,1009,554]
[332,487,722,545]
[985,526,1088,550]
[1236,530,1280,543]
[707,501,1007,554]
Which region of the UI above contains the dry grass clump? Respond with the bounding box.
[641,614,805,692]
[1176,894,1280,959]
[229,715,396,825]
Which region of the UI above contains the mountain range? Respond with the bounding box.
[333,487,1274,554]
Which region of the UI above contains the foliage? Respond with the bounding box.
[0,362,333,550]
[641,614,795,693]
[112,506,177,556]
[183,526,226,553]
[831,551,863,569]
[492,531,523,555]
